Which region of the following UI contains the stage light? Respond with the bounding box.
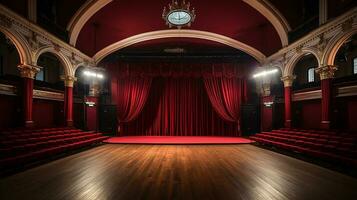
[83,70,104,80]
[252,68,278,78]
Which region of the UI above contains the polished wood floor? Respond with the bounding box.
[1,144,357,200]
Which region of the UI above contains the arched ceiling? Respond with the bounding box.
[74,0,284,58]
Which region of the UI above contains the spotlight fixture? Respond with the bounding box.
[162,0,196,29]
[83,70,104,79]
[252,68,278,78]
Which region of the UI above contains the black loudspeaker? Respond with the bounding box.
[99,105,117,135]
[241,104,260,136]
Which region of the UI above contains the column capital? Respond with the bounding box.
[60,75,77,87]
[315,65,338,80]
[281,75,296,87]
[17,64,41,79]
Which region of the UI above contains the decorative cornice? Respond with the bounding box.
[60,75,77,87]
[292,90,322,101]
[267,7,357,63]
[0,4,93,64]
[315,65,338,80]
[281,75,296,87]
[17,64,41,79]
[336,85,357,97]
[0,84,17,96]
[33,90,64,101]
[93,29,266,64]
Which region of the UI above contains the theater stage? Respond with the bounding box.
[104,136,253,144]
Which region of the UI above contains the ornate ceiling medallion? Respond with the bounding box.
[162,0,196,29]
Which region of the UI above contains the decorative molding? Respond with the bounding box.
[267,7,357,77]
[336,85,357,97]
[0,4,94,76]
[292,84,357,101]
[17,64,41,79]
[0,83,64,101]
[292,90,322,101]
[0,84,17,96]
[33,90,64,101]
[60,75,77,87]
[67,0,113,46]
[281,75,296,87]
[93,29,266,64]
[315,65,338,80]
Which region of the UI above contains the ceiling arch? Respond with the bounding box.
[68,0,289,55]
[93,29,266,64]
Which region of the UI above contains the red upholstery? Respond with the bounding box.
[250,128,357,167]
[0,127,109,169]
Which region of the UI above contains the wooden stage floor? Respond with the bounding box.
[1,144,357,200]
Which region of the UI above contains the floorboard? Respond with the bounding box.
[1,144,357,200]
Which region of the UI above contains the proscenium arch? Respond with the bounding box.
[0,27,31,66]
[93,30,267,64]
[284,48,321,77]
[67,0,289,47]
[34,47,73,76]
[323,27,357,66]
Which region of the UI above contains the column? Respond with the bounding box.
[18,64,40,127]
[315,65,337,129]
[281,75,296,128]
[62,75,76,127]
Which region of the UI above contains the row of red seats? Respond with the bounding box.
[249,128,357,167]
[0,127,73,135]
[0,127,109,170]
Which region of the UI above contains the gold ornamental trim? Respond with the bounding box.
[17,64,41,79]
[315,65,338,80]
[281,75,296,87]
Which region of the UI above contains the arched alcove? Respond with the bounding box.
[0,31,22,128]
[34,52,67,128]
[292,54,320,90]
[334,33,357,79]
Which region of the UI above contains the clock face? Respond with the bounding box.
[167,10,192,25]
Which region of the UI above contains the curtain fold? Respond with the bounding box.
[203,77,242,135]
[116,77,152,123]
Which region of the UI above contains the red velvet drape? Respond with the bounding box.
[204,77,243,134]
[108,63,250,136]
[122,78,239,136]
[116,77,152,123]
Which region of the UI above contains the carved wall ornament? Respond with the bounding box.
[27,31,40,51]
[315,65,338,80]
[60,75,77,87]
[17,64,41,79]
[295,45,303,54]
[0,14,12,28]
[281,75,296,87]
[341,18,353,32]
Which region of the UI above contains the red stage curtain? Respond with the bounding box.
[121,78,239,136]
[116,77,152,124]
[204,77,243,135]
[107,62,251,136]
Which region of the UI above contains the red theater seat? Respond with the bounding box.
[0,127,109,170]
[250,128,357,167]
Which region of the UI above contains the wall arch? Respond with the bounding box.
[284,48,321,76]
[323,27,357,66]
[93,29,267,64]
[0,26,31,66]
[34,46,73,76]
